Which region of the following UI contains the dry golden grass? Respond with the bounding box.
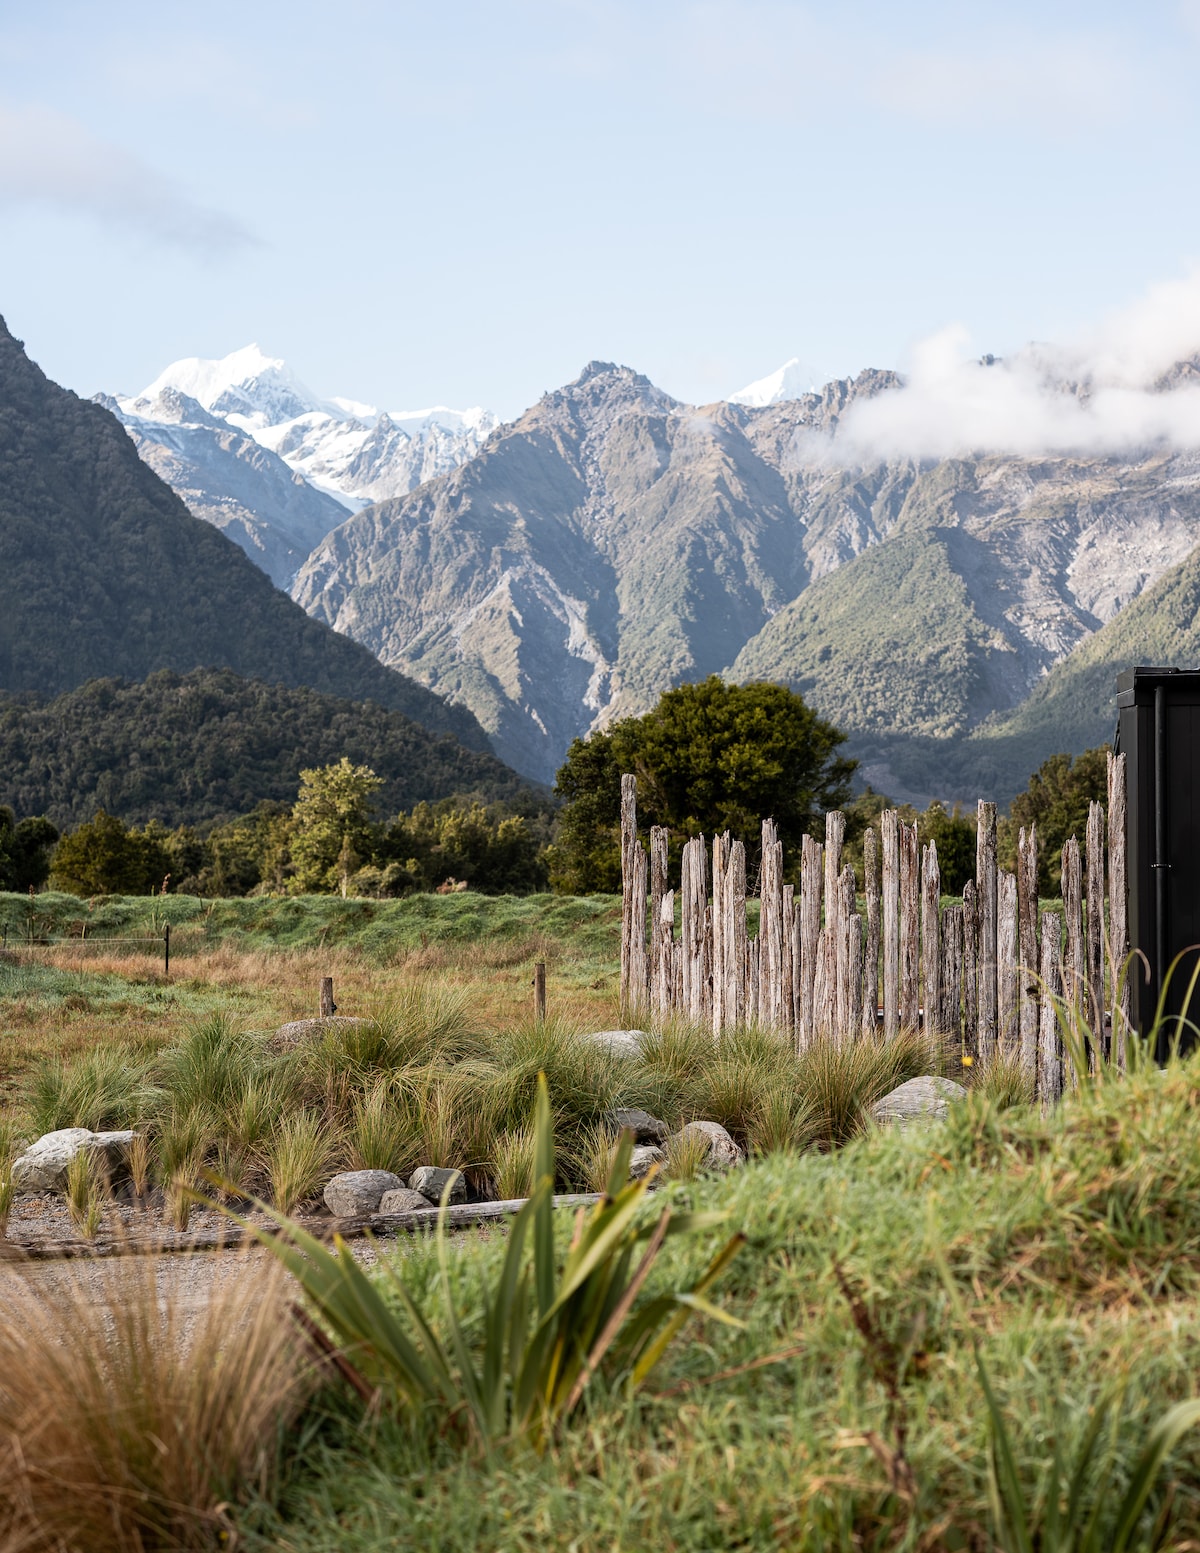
[0,1252,310,1552]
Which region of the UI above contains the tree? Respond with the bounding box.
[549,677,855,892]
[289,758,383,896]
[1000,747,1109,894]
[49,810,171,897]
[0,808,59,892]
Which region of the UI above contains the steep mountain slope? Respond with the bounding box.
[98,387,348,587]
[0,316,493,753]
[0,669,528,829]
[290,360,1200,788]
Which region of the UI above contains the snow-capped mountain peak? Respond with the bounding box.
[133,344,327,431]
[728,356,823,407]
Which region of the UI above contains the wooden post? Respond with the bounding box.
[1061,836,1084,1083]
[533,961,547,1022]
[761,821,783,1028]
[899,821,920,1029]
[730,839,748,1029]
[812,928,827,1037]
[835,864,856,1041]
[963,879,978,1061]
[1085,802,1107,1063]
[881,810,900,1039]
[781,883,795,1036]
[1017,823,1039,1077]
[1039,911,1063,1108]
[163,921,170,977]
[319,976,335,1018]
[848,911,863,1037]
[862,826,880,1033]
[921,841,941,1033]
[681,837,707,1023]
[629,841,648,1016]
[799,834,823,1048]
[650,826,670,1022]
[711,833,727,1034]
[1107,752,1130,1067]
[824,812,845,1035]
[655,891,675,1024]
[620,774,637,1013]
[997,871,1018,1052]
[941,905,963,1040]
[748,935,760,1024]
[976,801,998,1063]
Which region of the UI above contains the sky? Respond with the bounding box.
[4,1,1200,421]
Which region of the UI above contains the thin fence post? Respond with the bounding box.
[630,841,648,1016]
[1085,802,1107,1064]
[941,905,963,1039]
[533,961,547,1022]
[799,834,823,1048]
[1017,823,1039,1077]
[976,801,998,1063]
[1061,836,1084,1084]
[761,820,783,1029]
[1039,911,1063,1108]
[962,879,978,1061]
[824,812,845,1034]
[997,871,1018,1052]
[921,841,941,1033]
[1107,752,1130,1067]
[319,977,335,1019]
[650,826,669,1023]
[711,832,727,1035]
[881,810,900,1039]
[900,820,920,1029]
[730,839,747,1029]
[781,882,796,1037]
[620,774,637,1013]
[163,922,170,977]
[655,891,675,1024]
[862,826,880,1033]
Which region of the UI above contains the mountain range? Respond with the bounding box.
[99,343,1200,801]
[0,316,529,827]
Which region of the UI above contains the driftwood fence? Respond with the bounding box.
[619,753,1131,1103]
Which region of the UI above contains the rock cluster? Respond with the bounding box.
[11,1128,135,1194]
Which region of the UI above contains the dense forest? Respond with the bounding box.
[0,316,490,751]
[0,669,534,830]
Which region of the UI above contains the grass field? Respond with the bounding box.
[5,889,1200,1550]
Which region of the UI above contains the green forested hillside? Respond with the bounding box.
[0,317,490,753]
[0,670,533,829]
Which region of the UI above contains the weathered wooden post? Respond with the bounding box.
[1039,911,1063,1107]
[761,820,784,1028]
[781,882,796,1037]
[655,892,675,1023]
[976,800,998,1062]
[899,820,919,1028]
[620,774,637,1011]
[729,839,748,1029]
[533,961,547,1022]
[711,833,727,1034]
[1017,823,1039,1076]
[1107,751,1129,1067]
[320,976,335,1018]
[941,905,964,1038]
[798,833,823,1047]
[921,840,941,1033]
[997,871,1018,1051]
[1085,801,1107,1062]
[163,921,170,977]
[881,810,900,1039]
[824,812,845,1033]
[1061,836,1084,1082]
[680,836,708,1023]
[650,826,670,1020]
[963,879,978,1060]
[862,826,880,1033]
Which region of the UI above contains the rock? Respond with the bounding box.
[628,1144,665,1181]
[323,1169,405,1216]
[409,1165,467,1205]
[272,1015,370,1051]
[872,1076,968,1129]
[584,1029,647,1058]
[378,1187,434,1215]
[605,1107,670,1144]
[11,1128,136,1195]
[675,1120,742,1170]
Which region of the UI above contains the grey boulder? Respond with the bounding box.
[11,1128,135,1195]
[676,1120,742,1170]
[409,1165,467,1205]
[273,1015,370,1051]
[872,1076,968,1129]
[605,1107,670,1144]
[584,1029,647,1058]
[323,1169,405,1216]
[629,1144,665,1182]
[378,1187,435,1215]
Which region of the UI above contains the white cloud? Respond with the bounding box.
[0,101,256,255]
[831,268,1200,463]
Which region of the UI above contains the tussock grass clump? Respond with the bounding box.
[798,1024,940,1149]
[491,1126,536,1199]
[348,1077,423,1176]
[28,1044,155,1134]
[0,1254,309,1551]
[265,1110,336,1212]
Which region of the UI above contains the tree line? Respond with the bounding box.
[2,677,1109,899]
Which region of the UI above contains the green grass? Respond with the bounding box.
[247,1061,1200,1552]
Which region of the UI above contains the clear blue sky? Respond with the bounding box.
[2,0,1199,417]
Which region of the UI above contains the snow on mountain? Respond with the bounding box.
[118,345,499,509]
[728,356,823,406]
